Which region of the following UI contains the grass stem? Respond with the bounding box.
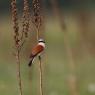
[16,50,23,95]
[38,56,43,95]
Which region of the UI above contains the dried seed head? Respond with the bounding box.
[22,0,30,38]
[11,0,20,47]
[32,0,42,29]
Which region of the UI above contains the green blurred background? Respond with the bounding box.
[0,0,95,95]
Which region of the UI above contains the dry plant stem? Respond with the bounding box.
[11,0,23,95]
[36,19,43,95]
[28,67,33,95]
[63,34,78,95]
[32,0,44,95]
[64,34,78,95]
[37,28,40,41]
[38,56,43,95]
[36,24,43,95]
[32,0,42,40]
[16,50,23,95]
[50,0,78,95]
[50,0,76,72]
[22,0,30,38]
[37,28,44,95]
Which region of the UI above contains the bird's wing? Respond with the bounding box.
[30,45,44,58]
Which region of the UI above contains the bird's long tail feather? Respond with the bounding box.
[28,57,34,67]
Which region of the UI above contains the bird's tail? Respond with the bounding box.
[28,57,34,67]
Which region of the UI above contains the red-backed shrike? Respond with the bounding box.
[28,39,45,67]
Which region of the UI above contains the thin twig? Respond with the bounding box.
[16,50,23,95]
[36,20,44,95]
[36,26,44,95]
[37,28,40,41]
[38,56,43,95]
[28,67,33,95]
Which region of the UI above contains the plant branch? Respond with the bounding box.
[38,56,43,95]
[16,50,23,95]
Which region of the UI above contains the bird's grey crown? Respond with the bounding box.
[38,38,45,43]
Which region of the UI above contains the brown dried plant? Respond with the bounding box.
[11,0,23,95]
[11,0,30,95]
[32,0,44,95]
[32,0,43,40]
[11,0,20,48]
[50,0,78,95]
[22,0,30,38]
[11,0,44,95]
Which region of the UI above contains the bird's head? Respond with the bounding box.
[38,39,45,47]
[38,39,45,43]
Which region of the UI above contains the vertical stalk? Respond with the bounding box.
[38,56,43,95]
[36,27,43,95]
[63,34,78,95]
[50,0,78,95]
[32,0,44,94]
[16,50,23,95]
[11,0,23,95]
[28,66,32,95]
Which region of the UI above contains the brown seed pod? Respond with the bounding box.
[11,0,20,47]
[22,0,30,38]
[32,0,42,30]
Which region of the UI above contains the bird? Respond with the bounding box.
[28,39,45,67]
